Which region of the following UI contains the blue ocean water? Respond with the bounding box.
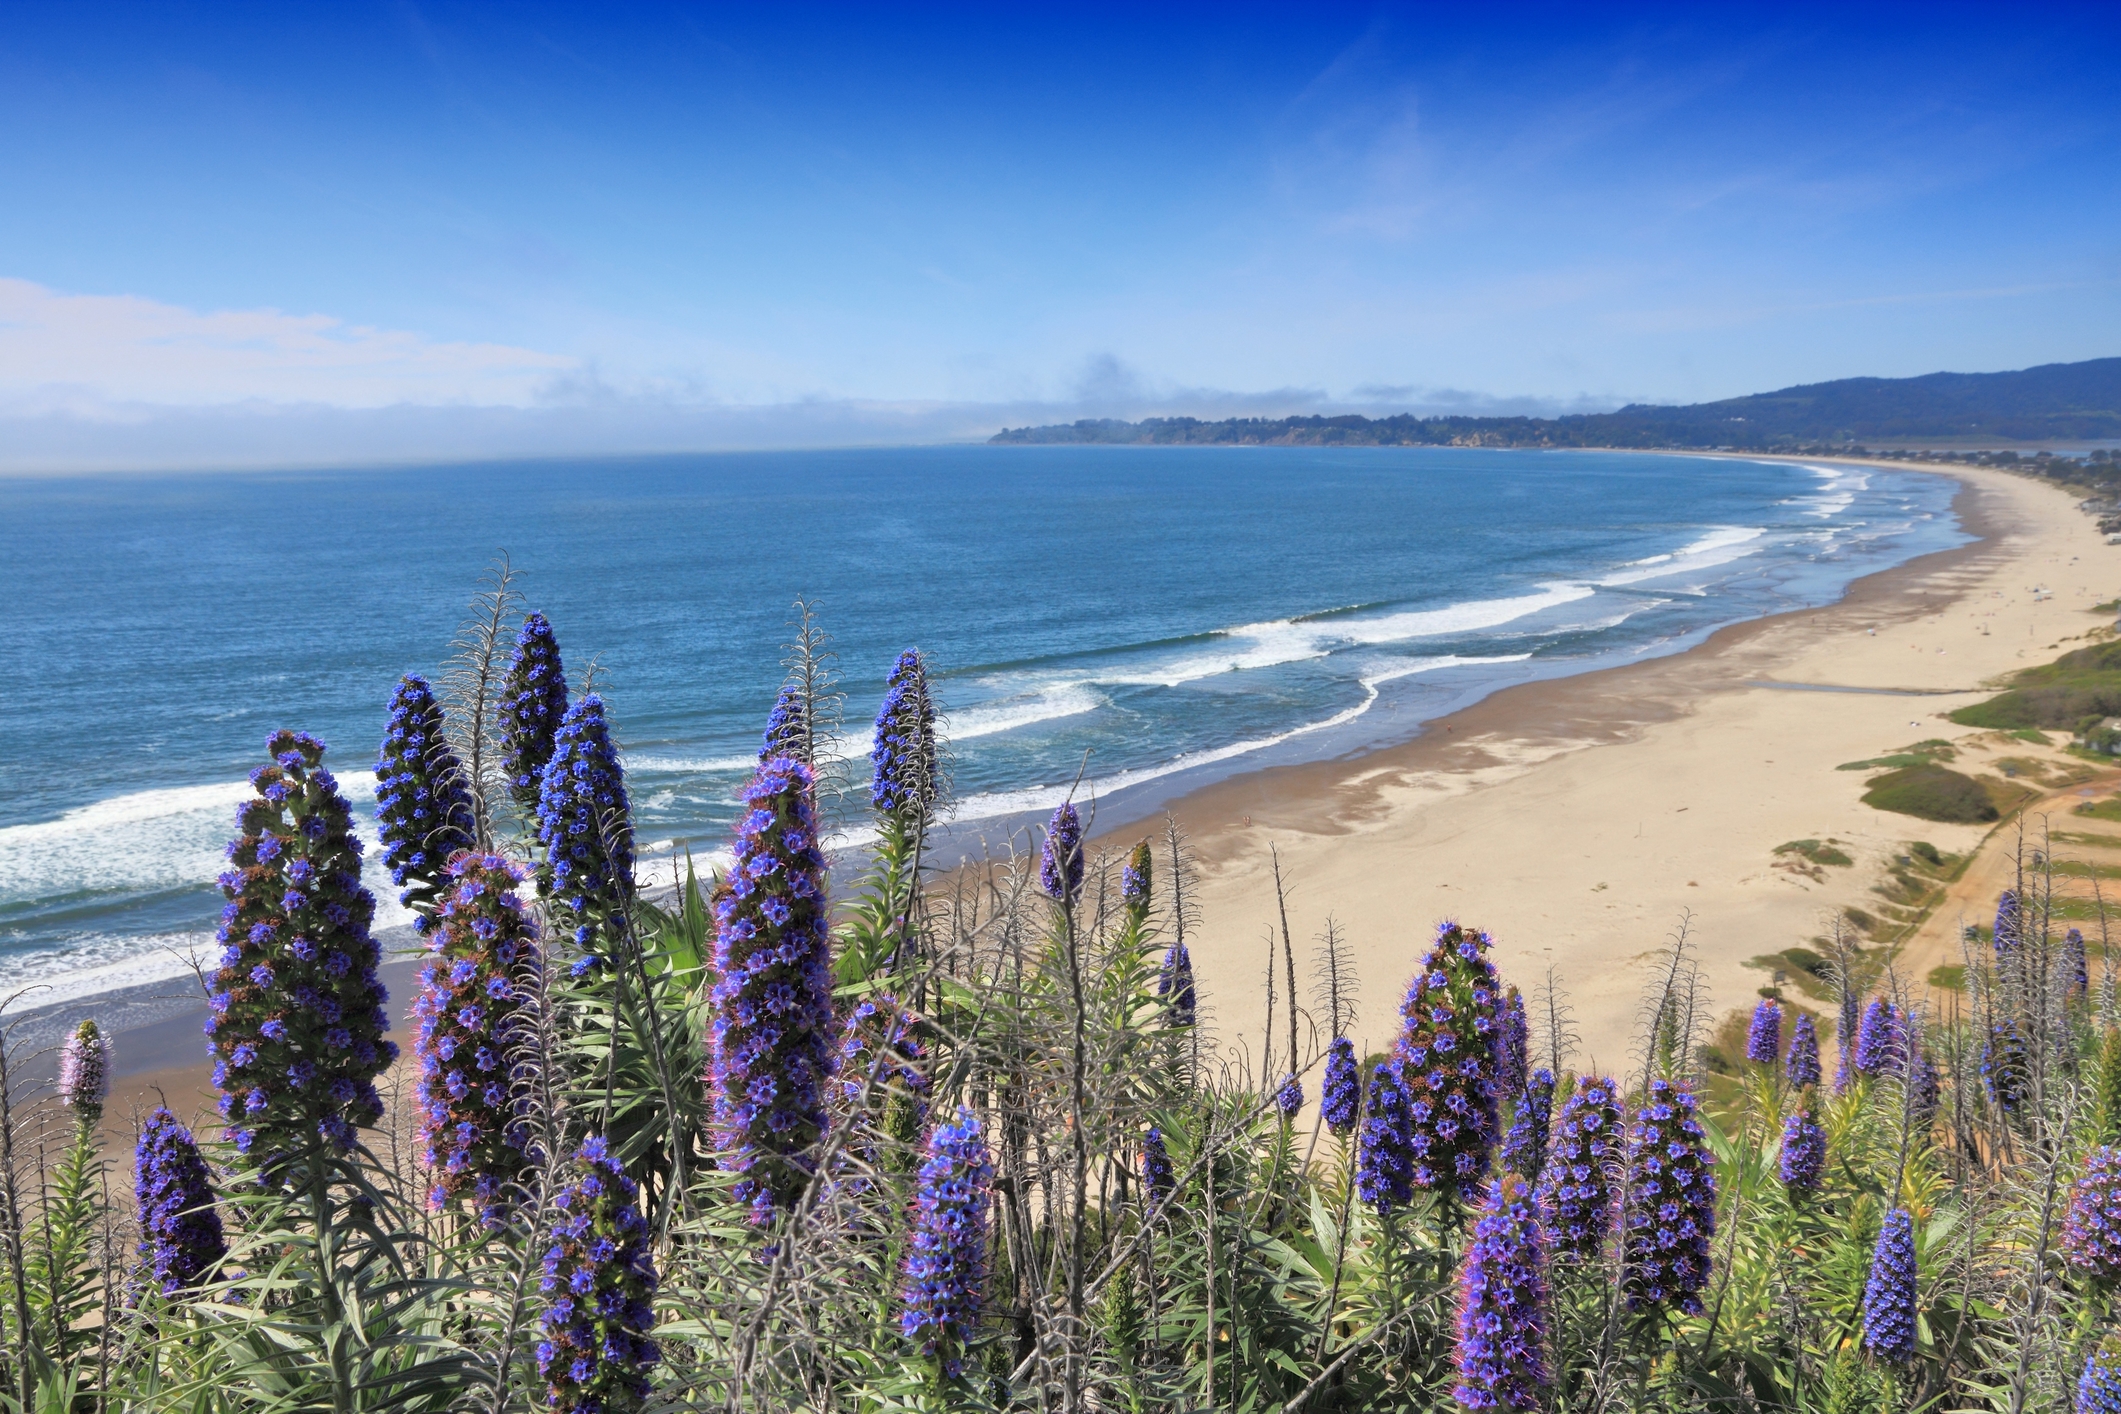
[0,446,1964,1006]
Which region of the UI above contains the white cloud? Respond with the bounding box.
[0,277,576,411]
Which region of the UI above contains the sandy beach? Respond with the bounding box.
[1151,458,2118,1077]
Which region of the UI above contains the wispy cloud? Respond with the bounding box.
[0,278,576,412]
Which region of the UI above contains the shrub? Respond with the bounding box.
[1860,763,1998,823]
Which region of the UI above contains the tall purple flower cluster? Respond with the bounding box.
[412,852,538,1224]
[1745,999,1782,1066]
[1158,941,1196,1027]
[836,994,929,1115]
[1501,1069,1554,1184]
[2082,1338,2121,1414]
[2064,1145,2121,1282]
[709,756,836,1228]
[870,649,940,820]
[1321,1037,1361,1135]
[1910,1050,1941,1130]
[1539,1075,1622,1258]
[501,612,569,815]
[1779,1110,1826,1193]
[1039,802,1084,904]
[1452,1174,1551,1412]
[133,1108,225,1298]
[59,1019,109,1119]
[537,695,634,965]
[761,683,810,764]
[833,994,930,1174]
[536,1136,660,1414]
[1620,1079,1716,1316]
[1854,999,1907,1077]
[1835,991,1861,1094]
[1121,840,1153,922]
[206,732,393,1160]
[1786,1012,1822,1089]
[2067,927,2091,1003]
[1984,1018,2026,1114]
[1994,889,2022,961]
[1495,986,1528,1099]
[373,674,477,927]
[899,1106,994,1380]
[1357,1057,1418,1213]
[1385,922,1505,1201]
[1141,1126,1174,1205]
[1859,1207,1918,1363]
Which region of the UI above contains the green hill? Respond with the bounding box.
[991,356,2121,450]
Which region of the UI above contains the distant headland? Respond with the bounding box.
[991,355,2121,452]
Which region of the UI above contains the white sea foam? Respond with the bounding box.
[1096,584,1591,690]
[939,653,1532,824]
[624,753,758,774]
[948,683,1107,740]
[0,768,414,1005]
[1598,527,1767,587]
[1789,464,1870,519]
[0,931,215,1010]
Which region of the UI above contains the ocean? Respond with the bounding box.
[0,445,1966,1012]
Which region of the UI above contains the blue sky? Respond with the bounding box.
[1,4,2117,464]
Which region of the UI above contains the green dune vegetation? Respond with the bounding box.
[1948,641,2121,732]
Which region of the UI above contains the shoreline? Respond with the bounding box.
[9,455,2090,1136]
[1141,457,2107,1073]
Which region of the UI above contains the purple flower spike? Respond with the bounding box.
[1494,986,1528,1100]
[1121,840,1153,921]
[413,852,539,1226]
[1501,1069,1554,1184]
[1994,890,2021,962]
[536,1136,659,1414]
[1039,803,1084,904]
[760,683,809,765]
[1388,921,1506,1202]
[2065,1145,2121,1282]
[870,649,940,819]
[1158,941,1196,1027]
[1357,1056,1418,1213]
[709,756,835,1229]
[1745,999,1782,1066]
[1854,999,1906,1078]
[134,1108,225,1297]
[1141,1126,1174,1205]
[59,1019,110,1118]
[899,1106,994,1380]
[1620,1078,1716,1316]
[1538,1075,1621,1259]
[1275,1073,1303,1121]
[1452,1173,1551,1411]
[208,731,393,1162]
[535,694,634,962]
[2081,1338,2121,1414]
[1983,1019,2026,1114]
[1860,1207,1918,1363]
[832,994,930,1181]
[1785,1013,1822,1089]
[1910,1050,1941,1131]
[1321,1037,1361,1135]
[373,673,476,925]
[501,612,569,815]
[1778,1109,1826,1193]
[2067,928,2090,1003]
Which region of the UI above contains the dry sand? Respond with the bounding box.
[1148,460,2121,1078]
